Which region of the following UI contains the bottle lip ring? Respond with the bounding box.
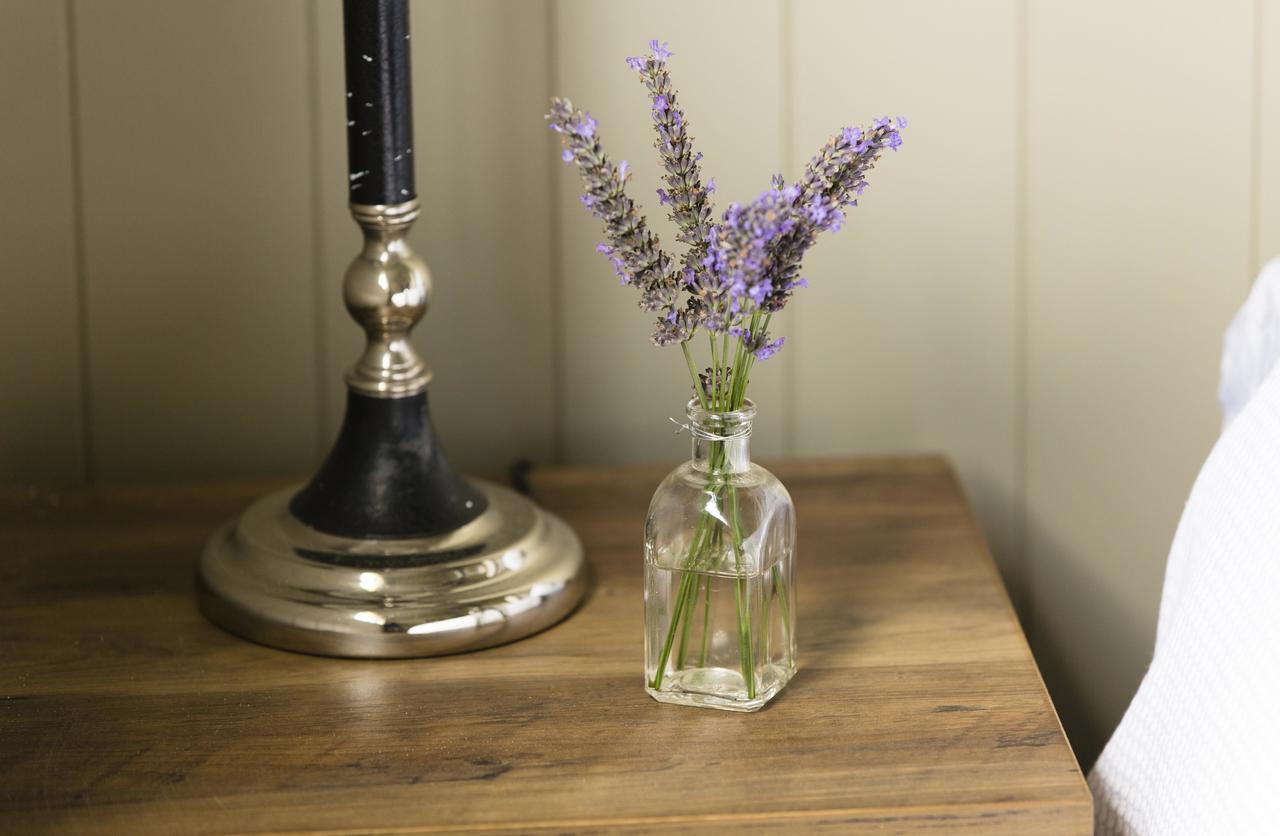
[685,398,755,441]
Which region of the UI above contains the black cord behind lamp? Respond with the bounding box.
[197,0,586,657]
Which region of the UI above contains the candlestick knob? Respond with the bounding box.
[344,200,431,397]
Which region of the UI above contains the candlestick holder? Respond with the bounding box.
[196,0,585,657]
[197,196,585,657]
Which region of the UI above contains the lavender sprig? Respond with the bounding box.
[547,97,692,345]
[759,118,904,313]
[627,40,717,277]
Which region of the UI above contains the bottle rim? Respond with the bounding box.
[685,397,756,441]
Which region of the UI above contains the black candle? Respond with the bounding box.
[343,0,415,205]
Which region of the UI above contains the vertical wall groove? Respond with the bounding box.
[546,0,567,464]
[1250,0,1264,278]
[779,0,797,458]
[64,0,93,484]
[1014,0,1030,628]
[1259,0,1280,268]
[305,0,330,457]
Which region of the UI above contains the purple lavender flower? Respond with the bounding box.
[748,281,773,304]
[649,39,673,62]
[806,203,830,226]
[561,148,574,164]
[753,337,784,360]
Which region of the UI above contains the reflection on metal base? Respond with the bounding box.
[198,480,586,658]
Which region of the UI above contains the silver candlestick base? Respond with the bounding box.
[198,480,585,657]
[197,197,586,657]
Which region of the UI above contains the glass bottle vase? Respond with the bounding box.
[644,398,796,711]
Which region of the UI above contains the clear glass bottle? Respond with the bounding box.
[644,398,796,711]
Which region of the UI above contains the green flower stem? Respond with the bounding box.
[728,482,756,699]
[760,573,774,664]
[650,511,713,688]
[651,573,696,688]
[720,331,730,406]
[707,333,719,410]
[723,330,760,697]
[773,564,792,652]
[676,573,698,669]
[682,341,708,412]
[698,571,713,666]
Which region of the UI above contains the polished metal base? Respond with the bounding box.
[198,480,586,657]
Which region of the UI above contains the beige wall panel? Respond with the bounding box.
[789,1,1021,594]
[0,0,85,483]
[1260,0,1280,269]
[1026,0,1254,765]
[314,0,556,474]
[74,0,319,479]
[551,0,789,465]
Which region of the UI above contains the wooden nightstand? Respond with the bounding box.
[0,457,1091,833]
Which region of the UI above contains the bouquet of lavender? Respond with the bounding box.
[550,40,903,710]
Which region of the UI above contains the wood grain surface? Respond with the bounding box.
[0,458,1091,834]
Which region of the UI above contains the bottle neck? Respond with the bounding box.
[685,398,756,475]
[691,432,752,475]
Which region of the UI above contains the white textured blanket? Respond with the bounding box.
[1220,256,1280,430]
[1089,361,1280,833]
